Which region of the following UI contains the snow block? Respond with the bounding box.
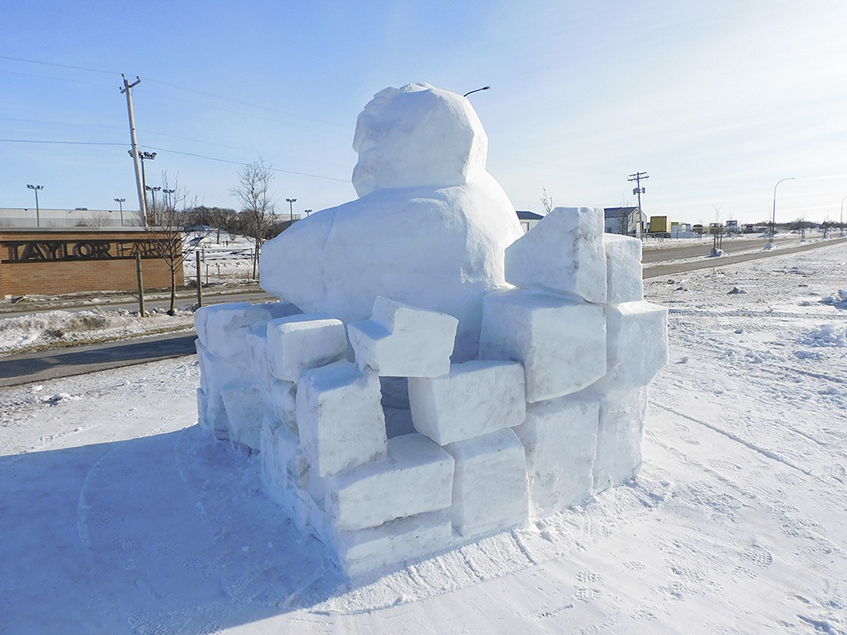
[593,387,649,494]
[296,361,387,477]
[266,314,348,382]
[514,394,599,513]
[594,301,668,391]
[326,433,454,531]
[348,297,458,377]
[443,429,528,539]
[604,233,643,303]
[195,340,239,439]
[268,378,297,432]
[194,302,272,364]
[408,360,526,445]
[479,289,606,403]
[335,511,453,576]
[220,381,266,452]
[505,206,607,303]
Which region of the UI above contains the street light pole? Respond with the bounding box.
[286,198,296,223]
[145,186,161,222]
[463,86,490,98]
[27,184,43,227]
[841,195,847,238]
[115,197,126,227]
[769,177,794,247]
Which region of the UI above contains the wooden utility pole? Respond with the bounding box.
[135,253,146,316]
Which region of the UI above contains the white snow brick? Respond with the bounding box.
[479,290,606,403]
[504,206,607,303]
[194,302,272,364]
[604,233,644,303]
[195,340,238,439]
[296,361,387,477]
[220,382,267,452]
[514,394,599,513]
[408,360,526,445]
[335,511,453,576]
[593,387,649,494]
[348,297,458,377]
[268,378,297,432]
[443,429,529,539]
[326,433,454,531]
[266,315,348,383]
[594,301,668,391]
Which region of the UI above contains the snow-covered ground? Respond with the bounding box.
[1,243,846,633]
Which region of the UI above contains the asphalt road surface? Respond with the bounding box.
[1,237,844,387]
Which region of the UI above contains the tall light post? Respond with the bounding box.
[27,184,43,227]
[769,177,794,247]
[840,195,847,238]
[286,198,296,223]
[305,209,313,217]
[129,150,156,223]
[114,197,125,227]
[145,185,161,222]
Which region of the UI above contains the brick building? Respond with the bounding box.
[0,228,184,297]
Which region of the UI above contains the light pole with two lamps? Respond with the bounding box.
[769,177,794,247]
[114,197,126,227]
[286,198,296,223]
[27,184,43,227]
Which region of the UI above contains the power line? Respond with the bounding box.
[0,138,349,183]
[0,54,119,76]
[143,145,349,182]
[0,139,126,146]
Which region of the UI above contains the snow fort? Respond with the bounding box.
[194,82,669,576]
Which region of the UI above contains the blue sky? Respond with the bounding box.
[2,1,846,225]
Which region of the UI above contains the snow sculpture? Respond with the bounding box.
[259,82,523,362]
[195,86,668,577]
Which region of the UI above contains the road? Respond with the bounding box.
[0,288,274,319]
[640,236,798,263]
[1,236,844,387]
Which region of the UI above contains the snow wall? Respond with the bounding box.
[194,83,668,576]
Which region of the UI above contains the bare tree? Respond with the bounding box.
[145,173,197,315]
[540,188,554,215]
[76,211,115,227]
[231,158,277,279]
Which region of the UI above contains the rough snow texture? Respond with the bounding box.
[515,393,599,513]
[295,361,387,478]
[193,82,667,576]
[266,314,347,382]
[347,297,458,377]
[259,83,523,361]
[479,289,607,402]
[408,360,526,445]
[325,433,454,531]
[444,429,529,538]
[604,232,644,303]
[592,387,649,494]
[594,301,669,392]
[505,206,608,303]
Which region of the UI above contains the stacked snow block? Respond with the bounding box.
[194,207,668,576]
[481,206,668,508]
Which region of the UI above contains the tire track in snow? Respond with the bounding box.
[652,401,813,477]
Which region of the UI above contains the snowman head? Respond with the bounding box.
[351,83,489,197]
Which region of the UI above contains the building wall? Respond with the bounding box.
[0,228,184,297]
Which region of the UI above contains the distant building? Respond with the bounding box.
[603,207,646,237]
[515,210,544,233]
